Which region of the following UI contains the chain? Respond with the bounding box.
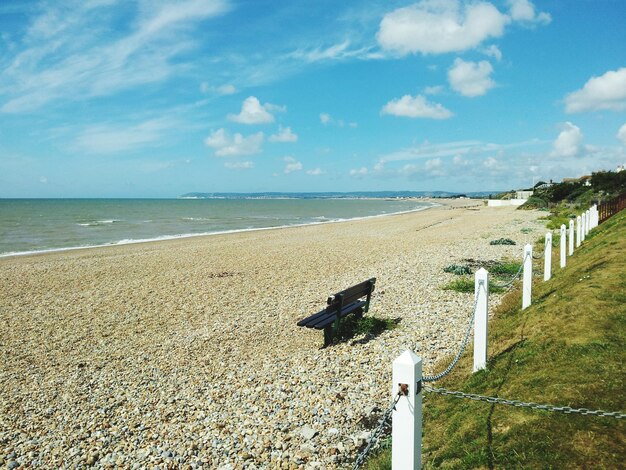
[532,244,543,260]
[352,393,402,470]
[490,257,526,290]
[424,385,626,419]
[422,283,483,383]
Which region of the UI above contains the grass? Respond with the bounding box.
[366,209,626,469]
[334,314,398,343]
[441,261,521,294]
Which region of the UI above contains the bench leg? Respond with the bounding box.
[323,326,333,348]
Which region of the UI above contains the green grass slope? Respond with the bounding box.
[367,210,626,469]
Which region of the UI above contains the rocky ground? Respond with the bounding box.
[0,201,545,469]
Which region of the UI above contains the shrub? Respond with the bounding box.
[490,238,516,245]
[443,264,472,275]
[442,277,505,294]
[335,315,397,341]
[520,195,548,209]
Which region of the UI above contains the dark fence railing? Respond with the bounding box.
[598,192,626,224]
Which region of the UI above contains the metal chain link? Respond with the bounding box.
[532,242,544,259]
[424,385,626,419]
[352,393,402,470]
[490,255,527,290]
[422,283,483,383]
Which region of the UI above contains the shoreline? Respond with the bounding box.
[0,199,448,260]
[0,201,539,468]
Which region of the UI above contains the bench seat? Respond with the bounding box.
[297,300,366,329]
[297,278,376,347]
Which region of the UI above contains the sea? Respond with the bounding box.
[0,195,436,257]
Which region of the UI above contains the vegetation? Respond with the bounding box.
[366,210,626,469]
[443,264,472,275]
[520,170,626,228]
[489,238,516,245]
[442,261,521,295]
[335,314,398,343]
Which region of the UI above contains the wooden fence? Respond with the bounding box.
[598,192,626,223]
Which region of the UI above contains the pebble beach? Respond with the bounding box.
[0,200,545,469]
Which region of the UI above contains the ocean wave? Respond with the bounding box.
[77,219,122,227]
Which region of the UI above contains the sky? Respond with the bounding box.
[0,0,625,197]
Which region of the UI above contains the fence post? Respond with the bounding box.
[576,215,582,246]
[590,205,596,229]
[568,219,574,256]
[560,225,566,268]
[473,268,489,372]
[582,213,587,241]
[392,350,422,470]
[585,209,591,235]
[523,244,532,309]
[544,233,552,281]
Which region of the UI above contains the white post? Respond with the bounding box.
[576,216,582,247]
[522,244,532,309]
[592,205,598,228]
[568,219,574,256]
[585,210,591,235]
[580,212,587,242]
[560,225,566,268]
[392,351,422,470]
[544,233,552,281]
[473,268,489,372]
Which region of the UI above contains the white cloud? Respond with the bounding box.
[228,96,275,124]
[217,84,237,95]
[482,44,502,61]
[551,122,583,157]
[564,68,626,113]
[291,40,358,62]
[1,0,230,113]
[201,82,237,95]
[320,113,331,125]
[71,117,175,154]
[617,123,626,146]
[265,102,287,113]
[205,128,264,157]
[424,85,444,95]
[448,58,495,97]
[381,94,453,119]
[425,157,445,176]
[306,168,325,176]
[319,112,357,127]
[39,176,48,184]
[483,156,499,168]
[224,161,254,170]
[269,126,298,143]
[508,0,551,25]
[283,156,302,174]
[349,167,369,177]
[377,0,509,55]
[453,155,469,166]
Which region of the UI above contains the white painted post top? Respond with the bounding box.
[392,350,422,470]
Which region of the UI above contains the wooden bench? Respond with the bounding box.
[297,278,376,347]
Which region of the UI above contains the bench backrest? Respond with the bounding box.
[326,278,376,314]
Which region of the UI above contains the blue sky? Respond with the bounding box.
[0,0,625,197]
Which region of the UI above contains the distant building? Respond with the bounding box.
[617,164,625,173]
[516,190,534,199]
[562,175,591,185]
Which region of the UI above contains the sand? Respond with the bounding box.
[0,200,545,468]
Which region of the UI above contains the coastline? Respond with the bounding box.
[0,201,542,468]
[0,198,446,260]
